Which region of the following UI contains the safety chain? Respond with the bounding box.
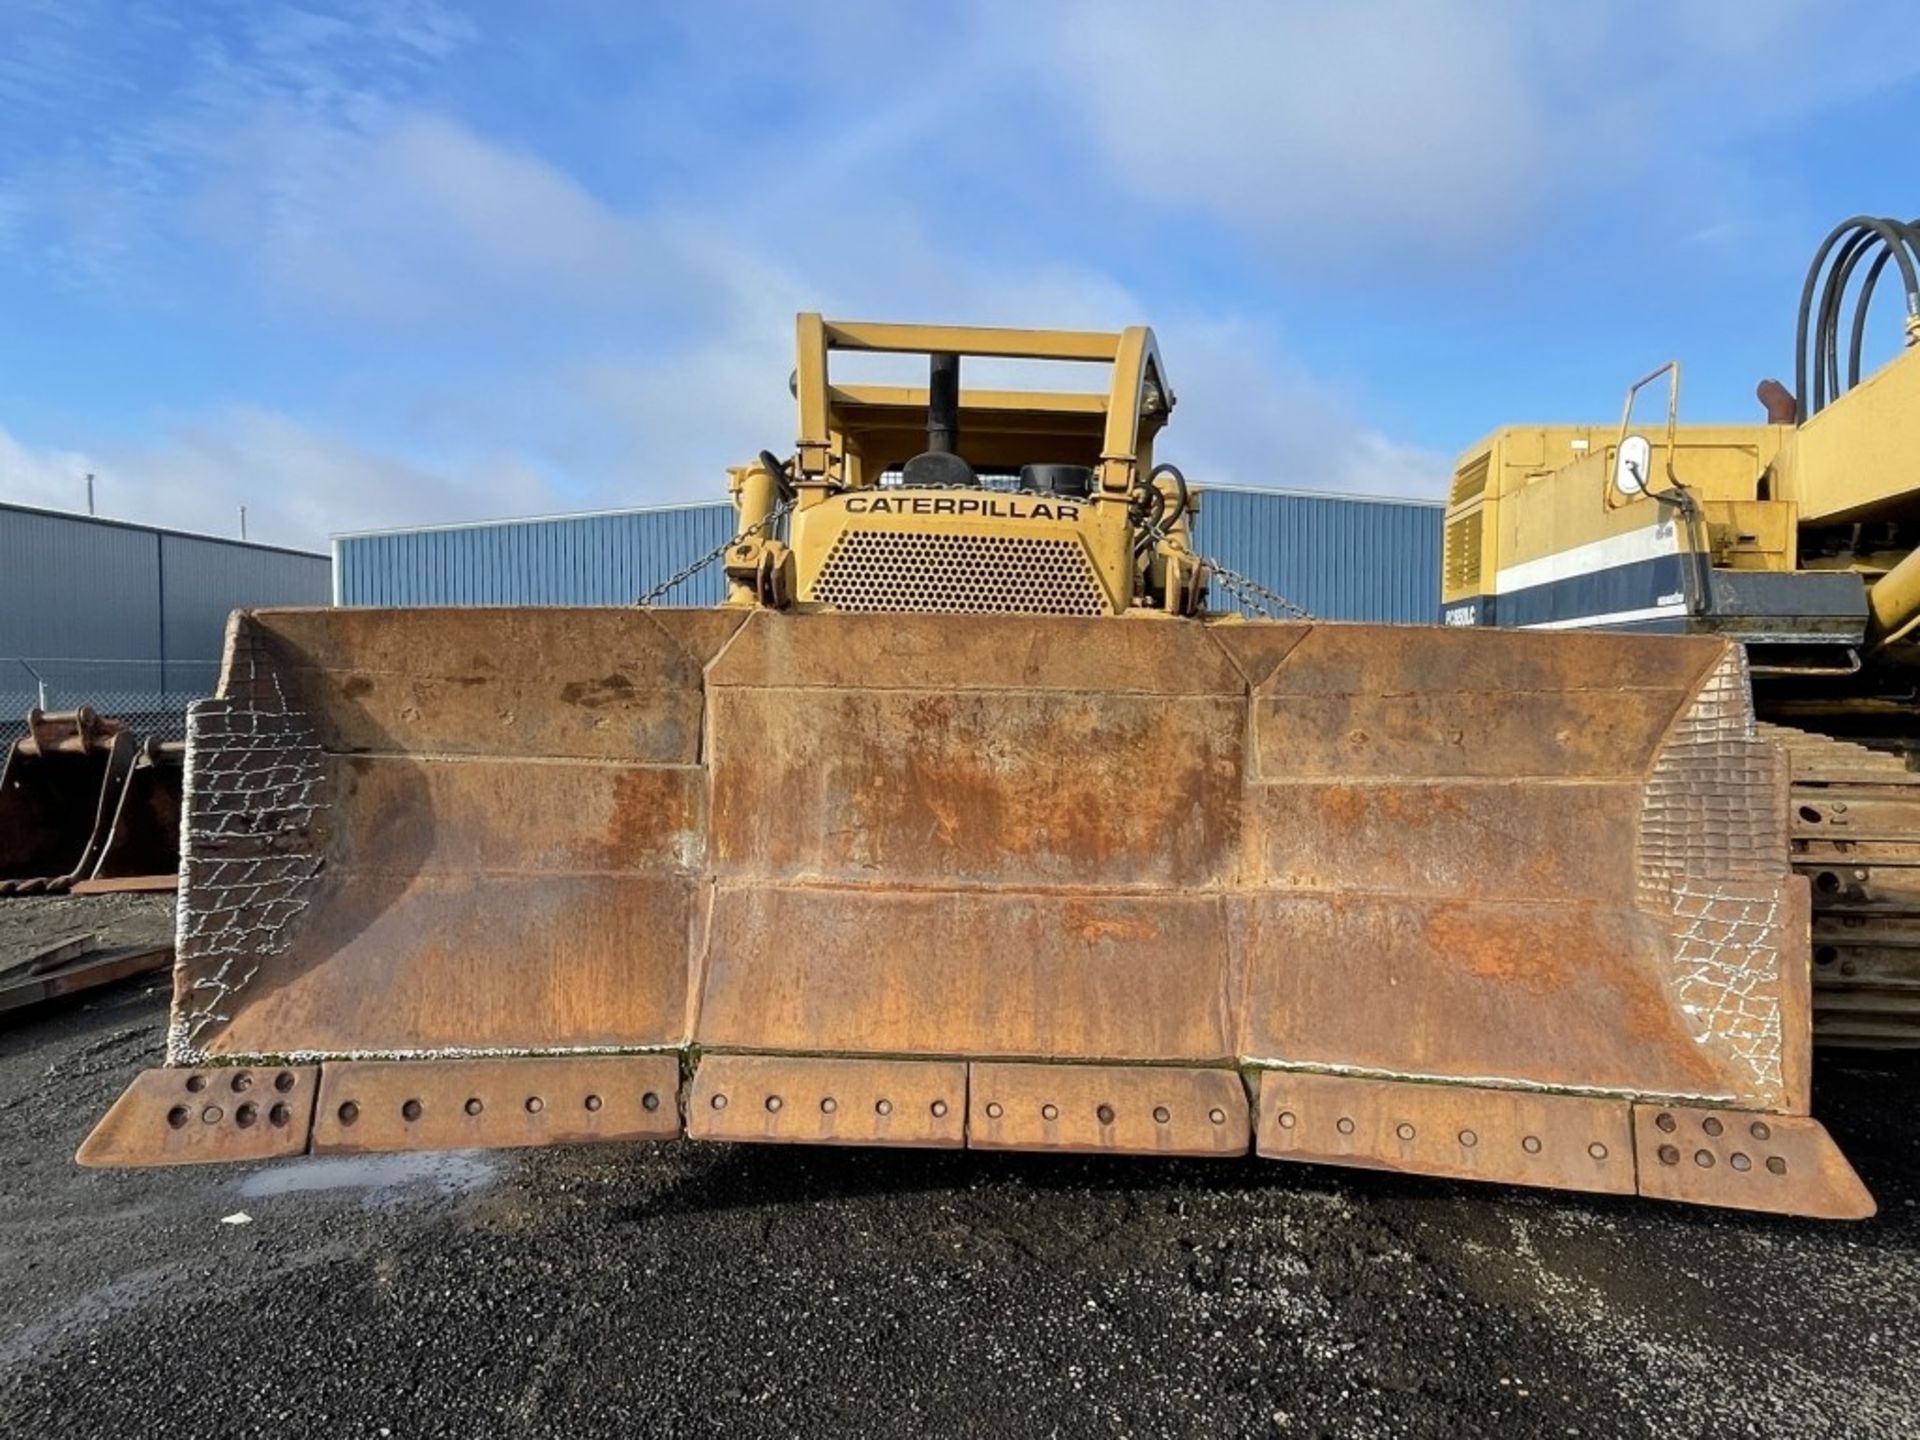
[634,498,796,606]
[1133,511,1315,622]
[1195,553,1315,621]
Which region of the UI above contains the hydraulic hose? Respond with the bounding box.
[1795,216,1920,421]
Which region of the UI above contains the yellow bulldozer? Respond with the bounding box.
[1442,214,1920,1054]
[81,312,1871,1219]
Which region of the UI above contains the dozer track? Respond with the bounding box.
[1764,722,1920,1047]
[77,608,1873,1219]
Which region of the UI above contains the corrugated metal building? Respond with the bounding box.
[1,502,332,732]
[335,503,737,608]
[1189,486,1440,622]
[334,488,1441,620]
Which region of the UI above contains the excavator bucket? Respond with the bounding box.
[0,709,136,896]
[0,711,182,896]
[81,605,1871,1219]
[86,739,184,888]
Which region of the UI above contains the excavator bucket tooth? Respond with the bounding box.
[80,607,1872,1219]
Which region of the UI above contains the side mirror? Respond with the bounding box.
[1615,434,1652,497]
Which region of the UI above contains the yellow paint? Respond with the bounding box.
[1787,345,1920,524]
[1443,334,1920,654]
[724,314,1187,617]
[1443,423,1797,604]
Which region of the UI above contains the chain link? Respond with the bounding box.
[1200,555,1315,620]
[1134,511,1315,622]
[634,498,796,606]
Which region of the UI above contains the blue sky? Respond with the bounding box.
[2,0,1918,550]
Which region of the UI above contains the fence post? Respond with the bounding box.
[17,658,48,712]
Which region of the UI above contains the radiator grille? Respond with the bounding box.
[812,530,1109,615]
[1443,510,1484,595]
[1449,452,1491,506]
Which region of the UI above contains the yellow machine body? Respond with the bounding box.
[1443,346,1920,638]
[1441,215,1920,1049]
[719,316,1198,617]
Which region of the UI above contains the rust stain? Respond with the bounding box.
[1062,903,1157,944]
[920,778,964,850]
[1421,906,1573,994]
[1316,786,1367,826]
[149,611,1818,1199]
[561,673,638,709]
[905,694,957,730]
[607,767,696,851]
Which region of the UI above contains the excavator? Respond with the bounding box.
[1442,215,1920,1053]
[80,313,1872,1219]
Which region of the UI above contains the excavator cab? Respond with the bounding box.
[1441,215,1920,1051]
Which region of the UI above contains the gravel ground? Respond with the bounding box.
[0,893,175,965]
[2,964,1917,1438]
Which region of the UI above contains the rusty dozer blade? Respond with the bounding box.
[81,608,1872,1220]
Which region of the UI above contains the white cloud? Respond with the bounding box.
[1159,319,1448,498]
[1045,0,1556,260]
[0,427,96,514]
[9,0,1910,547]
[0,0,479,290]
[200,113,665,325]
[1033,0,1920,263]
[527,227,1449,510]
[3,137,1448,557]
[3,85,1452,549]
[0,410,555,551]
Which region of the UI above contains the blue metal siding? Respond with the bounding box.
[335,506,736,607]
[333,490,1443,622]
[1193,488,1442,622]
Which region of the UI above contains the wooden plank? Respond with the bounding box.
[0,944,170,1015]
[69,874,178,895]
[0,932,96,980]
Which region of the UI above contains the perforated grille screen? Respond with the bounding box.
[812,530,1109,615]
